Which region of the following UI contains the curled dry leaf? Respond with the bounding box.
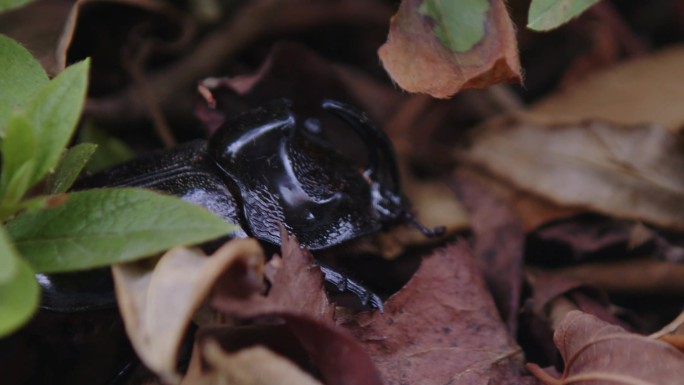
[111,238,265,384]
[207,232,383,385]
[456,115,684,231]
[211,230,334,320]
[342,242,531,385]
[379,0,521,98]
[526,310,684,385]
[182,341,322,385]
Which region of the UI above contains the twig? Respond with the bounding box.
[85,0,392,125]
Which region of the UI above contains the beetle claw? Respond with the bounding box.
[405,212,446,238]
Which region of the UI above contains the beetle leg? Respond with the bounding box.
[404,211,446,238]
[318,264,384,312]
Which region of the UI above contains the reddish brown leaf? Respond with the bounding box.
[342,242,531,385]
[379,0,521,98]
[452,172,524,334]
[208,231,383,385]
[527,310,684,385]
[210,230,334,320]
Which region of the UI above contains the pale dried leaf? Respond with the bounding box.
[531,45,684,132]
[112,239,265,384]
[527,311,684,385]
[379,0,521,98]
[181,341,322,385]
[456,115,684,230]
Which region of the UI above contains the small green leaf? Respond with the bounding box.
[0,113,36,192]
[418,0,489,52]
[0,225,18,282]
[0,160,35,219]
[0,227,39,337]
[527,0,601,31]
[47,143,98,194]
[79,122,135,173]
[6,188,236,273]
[0,34,49,132]
[0,0,33,13]
[26,58,90,187]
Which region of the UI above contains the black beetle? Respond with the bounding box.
[78,98,439,249]
[41,98,442,312]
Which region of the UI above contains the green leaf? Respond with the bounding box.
[6,188,237,273]
[0,0,33,13]
[0,227,39,337]
[47,143,98,194]
[0,160,35,219]
[0,225,18,282]
[79,122,135,173]
[0,113,36,194]
[26,58,90,187]
[527,0,601,31]
[0,34,49,132]
[418,0,489,52]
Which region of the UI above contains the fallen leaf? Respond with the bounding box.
[526,310,684,385]
[527,217,636,263]
[342,241,531,385]
[552,258,684,296]
[452,172,524,334]
[182,341,322,385]
[207,231,384,385]
[531,45,684,132]
[455,167,581,232]
[379,0,521,98]
[211,230,334,320]
[112,238,265,384]
[456,114,684,231]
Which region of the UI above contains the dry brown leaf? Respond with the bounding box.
[379,0,521,98]
[552,258,684,296]
[342,242,531,385]
[526,310,684,385]
[455,167,581,232]
[211,230,334,320]
[111,239,265,384]
[456,115,684,231]
[181,341,322,385]
[452,172,524,334]
[531,45,684,132]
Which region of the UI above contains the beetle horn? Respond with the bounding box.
[321,99,401,193]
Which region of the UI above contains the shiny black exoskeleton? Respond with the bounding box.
[42,99,442,313]
[79,98,413,250]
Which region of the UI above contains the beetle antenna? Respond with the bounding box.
[404,212,446,238]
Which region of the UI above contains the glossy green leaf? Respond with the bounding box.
[47,143,98,194]
[0,227,39,337]
[26,58,90,187]
[6,188,237,273]
[0,34,48,132]
[527,0,601,31]
[0,160,35,219]
[0,114,36,196]
[418,0,489,52]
